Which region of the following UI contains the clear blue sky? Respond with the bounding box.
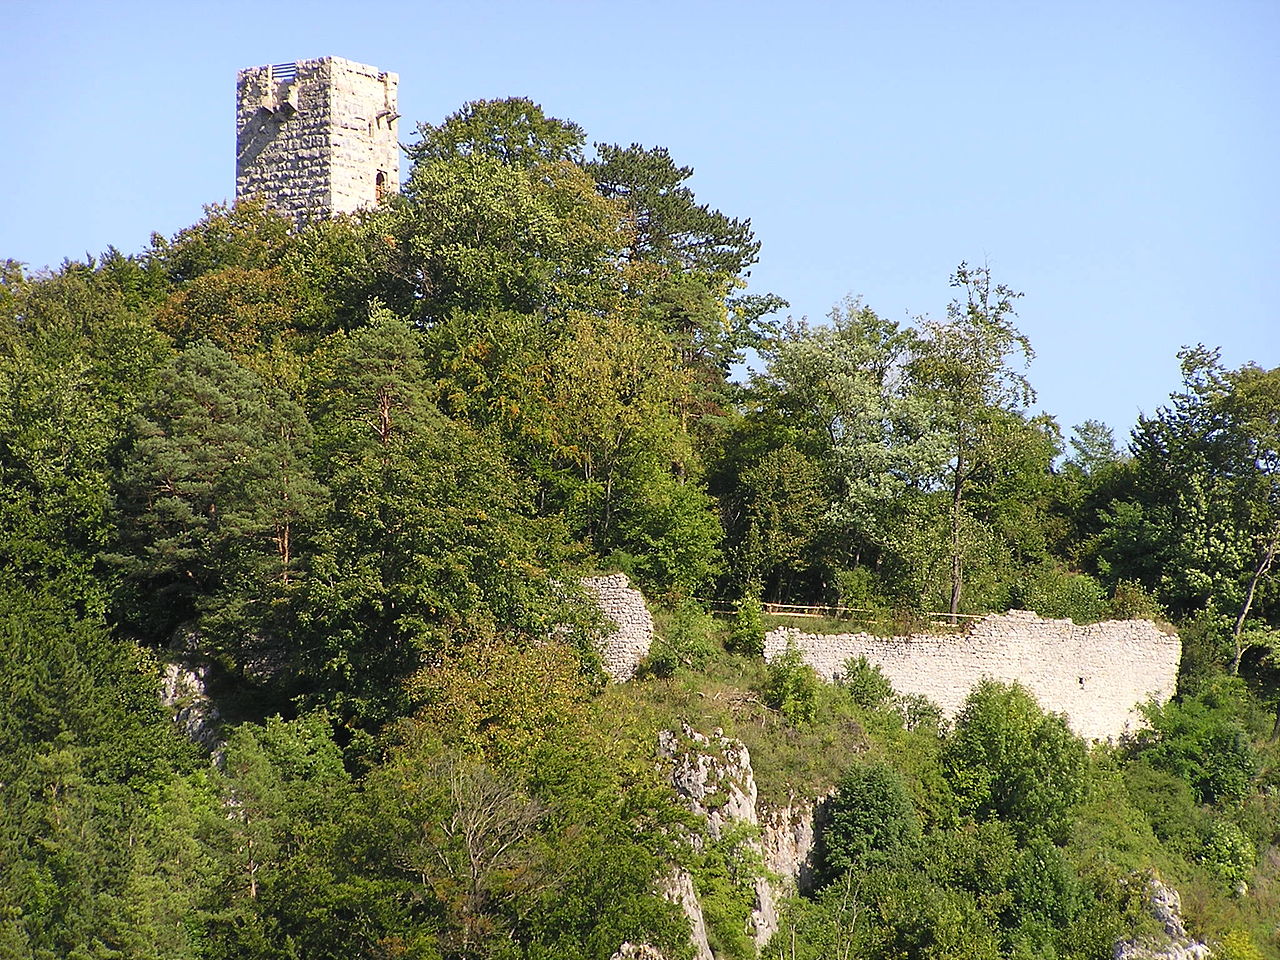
[3,0,1276,442]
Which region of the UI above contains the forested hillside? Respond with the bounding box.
[2,98,1278,959]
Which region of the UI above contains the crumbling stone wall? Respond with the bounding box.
[236,56,398,226]
[765,610,1181,741]
[583,573,654,681]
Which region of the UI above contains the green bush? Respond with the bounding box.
[1108,579,1165,621]
[1121,757,1208,852]
[1216,930,1266,960]
[944,681,1087,843]
[1008,836,1081,925]
[692,824,763,960]
[895,693,944,732]
[648,599,718,677]
[1134,683,1258,805]
[764,644,820,726]
[840,655,894,708]
[727,595,765,657]
[818,762,920,883]
[1201,819,1256,892]
[1013,565,1109,623]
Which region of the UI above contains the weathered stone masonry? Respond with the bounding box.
[583,573,654,681]
[764,610,1181,741]
[236,57,398,226]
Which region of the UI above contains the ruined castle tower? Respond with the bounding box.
[235,57,399,226]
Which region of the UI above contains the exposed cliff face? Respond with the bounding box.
[658,724,826,951]
[663,869,714,960]
[159,657,223,755]
[1113,878,1212,960]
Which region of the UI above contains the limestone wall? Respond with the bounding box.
[764,610,1181,741]
[236,57,398,226]
[583,573,654,681]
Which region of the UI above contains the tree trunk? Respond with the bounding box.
[1231,520,1280,675]
[949,461,964,622]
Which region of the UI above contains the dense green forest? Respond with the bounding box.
[2,98,1278,959]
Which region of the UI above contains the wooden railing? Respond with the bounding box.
[698,598,985,624]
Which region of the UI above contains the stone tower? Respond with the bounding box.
[235,57,399,226]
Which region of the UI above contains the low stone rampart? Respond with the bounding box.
[764,610,1181,741]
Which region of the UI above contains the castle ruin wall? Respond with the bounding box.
[764,610,1181,741]
[583,573,654,682]
[236,57,398,226]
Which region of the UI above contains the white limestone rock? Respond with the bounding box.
[1113,878,1212,960]
[658,724,829,949]
[160,658,223,754]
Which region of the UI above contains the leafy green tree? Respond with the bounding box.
[153,264,307,354]
[589,142,777,408]
[0,583,200,958]
[1066,418,1120,476]
[366,642,690,958]
[0,257,170,613]
[729,443,830,601]
[383,150,629,322]
[909,264,1041,617]
[1094,349,1280,641]
[818,763,921,883]
[301,313,558,726]
[200,714,356,959]
[146,198,296,285]
[409,97,586,168]
[1219,363,1280,669]
[112,342,325,653]
[944,680,1087,842]
[756,302,933,579]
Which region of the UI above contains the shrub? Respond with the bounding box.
[727,595,765,657]
[693,824,763,960]
[1134,682,1258,805]
[1216,930,1266,960]
[1201,819,1256,892]
[1121,757,1208,852]
[818,762,921,883]
[1009,836,1080,925]
[839,655,894,708]
[944,680,1087,843]
[764,644,820,726]
[648,599,718,678]
[1013,565,1109,623]
[895,693,944,732]
[1108,579,1164,621]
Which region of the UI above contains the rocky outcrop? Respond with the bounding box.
[759,796,826,894]
[1113,878,1212,960]
[766,610,1181,740]
[658,724,826,951]
[610,944,668,960]
[159,657,223,754]
[584,573,654,681]
[663,869,714,960]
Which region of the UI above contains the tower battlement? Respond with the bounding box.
[235,57,399,226]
